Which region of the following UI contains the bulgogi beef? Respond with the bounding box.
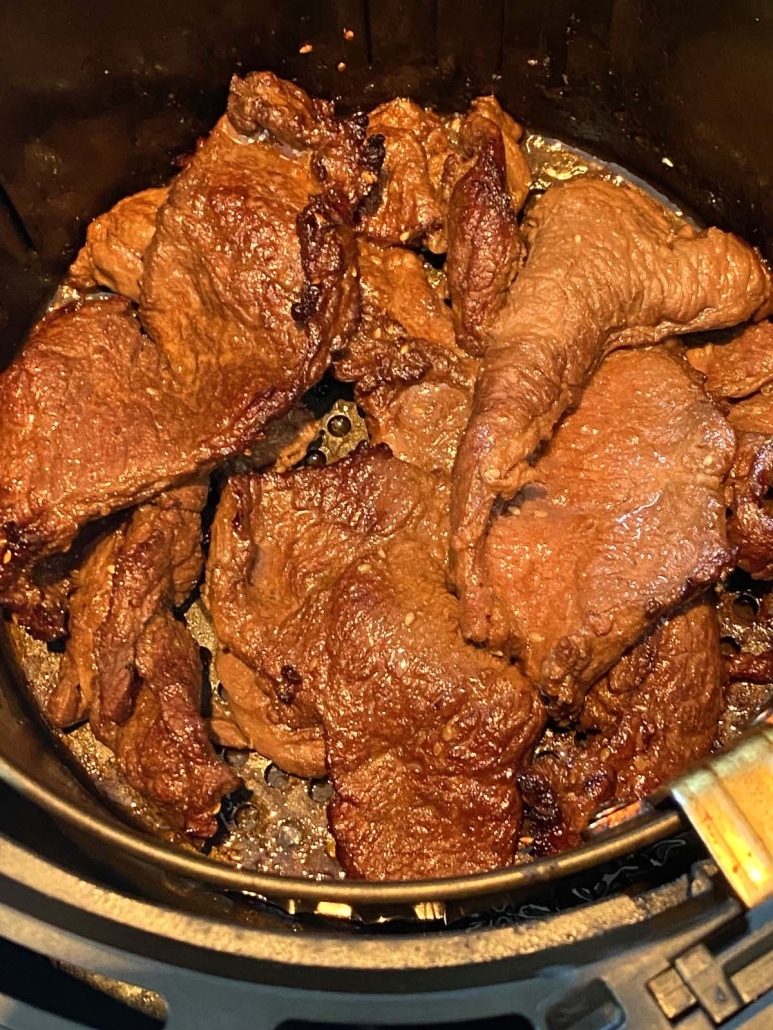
[0,72,370,622]
[49,484,237,838]
[520,600,722,853]
[481,347,735,718]
[725,388,773,579]
[68,186,169,303]
[206,445,544,878]
[687,320,773,400]
[451,177,773,646]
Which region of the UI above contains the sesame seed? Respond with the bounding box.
[2,550,11,564]
[404,611,416,627]
[343,27,355,40]
[399,344,410,355]
[299,43,313,54]
[702,455,714,467]
[337,61,346,72]
[357,562,372,573]
[528,632,544,643]
[399,230,411,242]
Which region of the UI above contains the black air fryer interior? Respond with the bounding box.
[1,0,773,910]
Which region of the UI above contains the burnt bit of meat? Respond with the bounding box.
[47,483,237,838]
[451,177,773,644]
[446,118,523,357]
[205,446,543,879]
[481,348,734,718]
[521,602,722,854]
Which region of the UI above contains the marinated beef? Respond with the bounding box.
[520,601,722,853]
[480,348,734,717]
[687,321,773,399]
[335,241,477,475]
[206,446,544,879]
[50,483,237,837]
[726,388,773,579]
[451,177,773,644]
[0,73,366,614]
[68,186,168,303]
[445,105,525,356]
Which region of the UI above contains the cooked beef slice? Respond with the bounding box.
[206,445,543,879]
[445,106,525,356]
[687,321,773,399]
[520,601,722,853]
[50,483,236,837]
[0,73,365,611]
[359,98,452,247]
[68,186,169,302]
[726,388,773,579]
[480,348,734,718]
[335,241,478,475]
[451,177,773,644]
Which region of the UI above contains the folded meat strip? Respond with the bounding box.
[520,600,722,854]
[451,177,773,644]
[0,73,369,618]
[687,320,773,399]
[49,483,237,837]
[205,446,544,879]
[482,348,734,717]
[725,387,773,578]
[68,186,169,303]
[445,103,525,356]
[335,241,478,475]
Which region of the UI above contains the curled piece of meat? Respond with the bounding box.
[49,484,237,838]
[67,186,168,303]
[451,177,773,642]
[726,389,773,579]
[687,320,773,400]
[206,446,543,879]
[0,73,364,613]
[481,348,735,717]
[335,241,477,475]
[445,114,523,357]
[520,601,722,854]
[360,98,452,247]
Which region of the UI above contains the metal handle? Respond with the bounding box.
[670,714,773,909]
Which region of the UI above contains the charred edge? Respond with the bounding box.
[294,191,355,350]
[358,133,386,218]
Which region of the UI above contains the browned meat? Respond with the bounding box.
[480,348,734,718]
[445,108,525,356]
[451,178,773,643]
[726,389,773,578]
[206,446,544,879]
[460,97,532,210]
[520,601,722,853]
[335,242,478,475]
[687,321,773,399]
[68,187,168,303]
[49,484,237,837]
[360,99,452,247]
[0,73,365,614]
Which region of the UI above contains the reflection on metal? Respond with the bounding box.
[671,715,773,908]
[54,961,167,1023]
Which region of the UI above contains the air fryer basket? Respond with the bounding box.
[1,0,773,915]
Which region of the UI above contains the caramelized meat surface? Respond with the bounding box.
[335,241,477,475]
[50,484,237,837]
[451,178,772,643]
[726,388,773,579]
[521,601,722,853]
[206,446,543,879]
[68,186,168,303]
[481,348,734,717]
[688,321,773,399]
[0,73,365,613]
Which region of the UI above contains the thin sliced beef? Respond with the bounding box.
[451,177,773,644]
[687,321,773,399]
[481,348,734,717]
[50,484,237,837]
[68,186,168,303]
[726,388,773,578]
[520,601,722,854]
[445,105,525,356]
[205,446,543,879]
[335,241,477,475]
[360,98,452,247]
[0,73,365,615]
